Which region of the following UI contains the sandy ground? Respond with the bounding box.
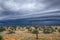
[1,31,60,40]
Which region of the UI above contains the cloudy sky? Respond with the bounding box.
[0,0,60,25]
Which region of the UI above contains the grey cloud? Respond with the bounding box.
[0,0,60,20]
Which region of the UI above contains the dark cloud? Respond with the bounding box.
[0,0,60,20]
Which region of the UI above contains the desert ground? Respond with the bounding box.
[0,25,60,40]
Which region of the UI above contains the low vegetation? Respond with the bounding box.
[0,36,3,40]
[0,25,60,40]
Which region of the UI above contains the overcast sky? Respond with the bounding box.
[0,0,60,21]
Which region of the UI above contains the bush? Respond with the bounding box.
[28,28,32,32]
[58,29,60,33]
[31,29,38,34]
[55,27,58,30]
[0,28,5,32]
[7,30,15,34]
[26,27,30,29]
[0,36,3,40]
[43,27,53,34]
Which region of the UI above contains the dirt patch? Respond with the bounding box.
[3,34,20,40]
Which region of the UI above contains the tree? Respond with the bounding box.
[34,26,39,39]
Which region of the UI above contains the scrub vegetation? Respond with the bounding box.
[0,25,60,40]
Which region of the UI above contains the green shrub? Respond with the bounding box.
[26,27,30,29]
[31,29,38,34]
[0,28,5,32]
[28,28,32,32]
[58,29,60,33]
[55,27,58,30]
[0,36,3,40]
[43,27,54,34]
[7,30,15,34]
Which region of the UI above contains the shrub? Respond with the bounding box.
[55,27,58,30]
[43,27,54,34]
[31,29,38,34]
[7,30,15,34]
[28,28,32,32]
[0,36,3,40]
[58,29,60,33]
[0,28,5,32]
[26,27,30,29]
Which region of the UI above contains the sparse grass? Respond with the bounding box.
[1,31,60,40]
[53,37,60,40]
[1,26,60,40]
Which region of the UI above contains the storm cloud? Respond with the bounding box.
[0,0,60,20]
